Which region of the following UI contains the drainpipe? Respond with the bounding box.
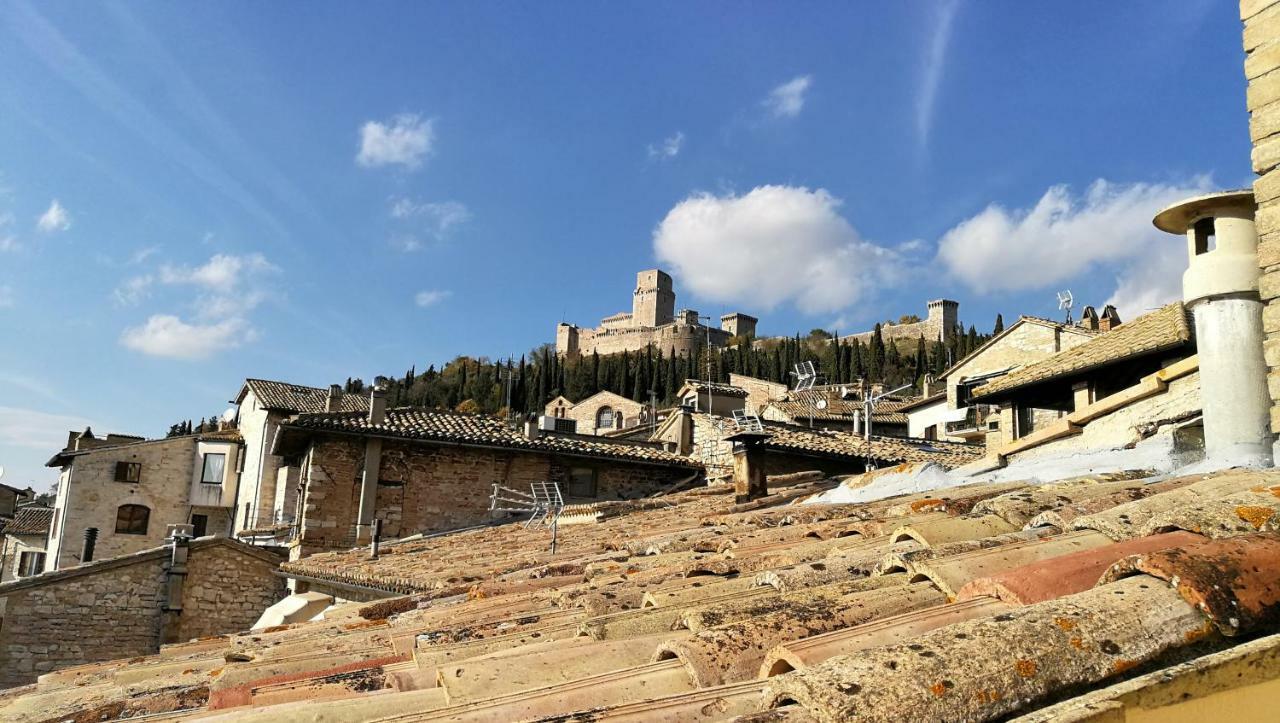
[159,526,192,645]
[1154,190,1272,467]
[355,380,388,544]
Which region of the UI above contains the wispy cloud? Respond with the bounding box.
[357,114,435,169]
[35,199,70,233]
[158,252,277,292]
[647,131,684,160]
[389,198,470,251]
[414,289,452,308]
[916,0,961,152]
[113,274,153,306]
[763,75,813,119]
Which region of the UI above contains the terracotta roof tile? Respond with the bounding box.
[973,302,1192,400]
[283,407,700,468]
[243,378,370,413]
[4,507,53,536]
[759,425,983,469]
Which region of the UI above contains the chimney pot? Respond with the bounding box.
[523,419,541,440]
[326,384,343,412]
[81,527,99,563]
[368,386,387,425]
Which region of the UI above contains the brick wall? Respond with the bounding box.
[1244,0,1280,436]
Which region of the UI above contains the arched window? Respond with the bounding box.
[596,406,614,430]
[115,504,150,535]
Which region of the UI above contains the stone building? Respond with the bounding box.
[43,428,242,572]
[555,269,758,357]
[544,390,647,436]
[0,482,33,520]
[0,535,284,689]
[270,390,702,558]
[727,373,789,415]
[232,378,369,536]
[0,507,52,582]
[844,298,960,345]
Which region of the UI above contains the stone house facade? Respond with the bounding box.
[0,507,52,582]
[271,402,702,559]
[935,316,1098,445]
[0,536,284,689]
[728,373,789,416]
[555,269,758,357]
[233,379,369,536]
[547,391,647,436]
[44,429,241,572]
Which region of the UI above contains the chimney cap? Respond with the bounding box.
[1153,189,1255,234]
[372,376,390,391]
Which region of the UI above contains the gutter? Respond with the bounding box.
[272,569,400,599]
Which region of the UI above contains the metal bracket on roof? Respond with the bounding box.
[732,408,764,433]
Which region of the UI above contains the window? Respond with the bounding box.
[17,551,45,577]
[924,425,938,441]
[596,406,614,430]
[114,461,141,483]
[200,452,226,484]
[567,467,597,498]
[115,504,150,535]
[1193,217,1216,255]
[190,513,208,538]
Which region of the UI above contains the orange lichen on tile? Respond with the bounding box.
[1053,617,1077,631]
[911,499,946,513]
[1112,658,1138,674]
[930,681,949,697]
[1069,637,1084,649]
[1015,659,1037,678]
[1235,506,1274,529]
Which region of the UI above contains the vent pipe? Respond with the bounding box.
[326,384,343,412]
[368,377,388,425]
[1154,189,1272,467]
[81,527,98,563]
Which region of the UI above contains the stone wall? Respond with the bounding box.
[730,374,789,415]
[236,394,284,532]
[563,392,646,435]
[179,543,286,641]
[1,534,47,583]
[1244,0,1280,440]
[0,554,166,688]
[0,540,285,689]
[50,436,196,570]
[568,321,731,358]
[945,322,1094,407]
[297,435,690,553]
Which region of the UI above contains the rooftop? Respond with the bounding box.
[8,465,1280,721]
[972,302,1193,401]
[237,378,371,414]
[3,507,52,536]
[278,407,701,468]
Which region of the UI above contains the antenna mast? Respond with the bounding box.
[1057,290,1075,325]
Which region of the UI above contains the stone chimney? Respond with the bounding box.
[1099,305,1121,331]
[523,418,542,440]
[326,384,343,412]
[1079,305,1099,331]
[1154,189,1271,467]
[368,377,388,425]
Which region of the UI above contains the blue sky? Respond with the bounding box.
[0,0,1248,490]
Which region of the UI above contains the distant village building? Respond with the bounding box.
[0,507,52,582]
[555,269,758,357]
[232,379,369,536]
[543,390,647,435]
[43,428,242,572]
[0,482,33,520]
[270,387,702,558]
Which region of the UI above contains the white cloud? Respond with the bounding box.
[1104,241,1187,319]
[0,285,12,308]
[917,0,961,150]
[119,315,248,360]
[0,406,93,450]
[653,185,901,314]
[647,131,684,160]
[936,177,1210,294]
[414,289,452,307]
[389,198,470,251]
[36,199,71,233]
[763,76,812,119]
[357,114,435,169]
[159,252,277,292]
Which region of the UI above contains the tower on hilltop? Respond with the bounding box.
[632,269,675,328]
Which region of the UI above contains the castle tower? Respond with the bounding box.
[1154,189,1271,467]
[633,269,675,328]
[926,299,959,342]
[720,312,758,338]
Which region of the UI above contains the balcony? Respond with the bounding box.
[945,405,999,440]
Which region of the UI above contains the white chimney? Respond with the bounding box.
[368,377,388,425]
[1154,189,1272,467]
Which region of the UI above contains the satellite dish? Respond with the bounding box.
[815,399,828,410]
[221,407,237,424]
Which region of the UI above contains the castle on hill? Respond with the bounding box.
[555,269,758,357]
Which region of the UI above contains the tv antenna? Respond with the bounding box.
[488,481,566,552]
[1057,290,1074,324]
[731,408,764,433]
[791,361,819,392]
[860,381,912,470]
